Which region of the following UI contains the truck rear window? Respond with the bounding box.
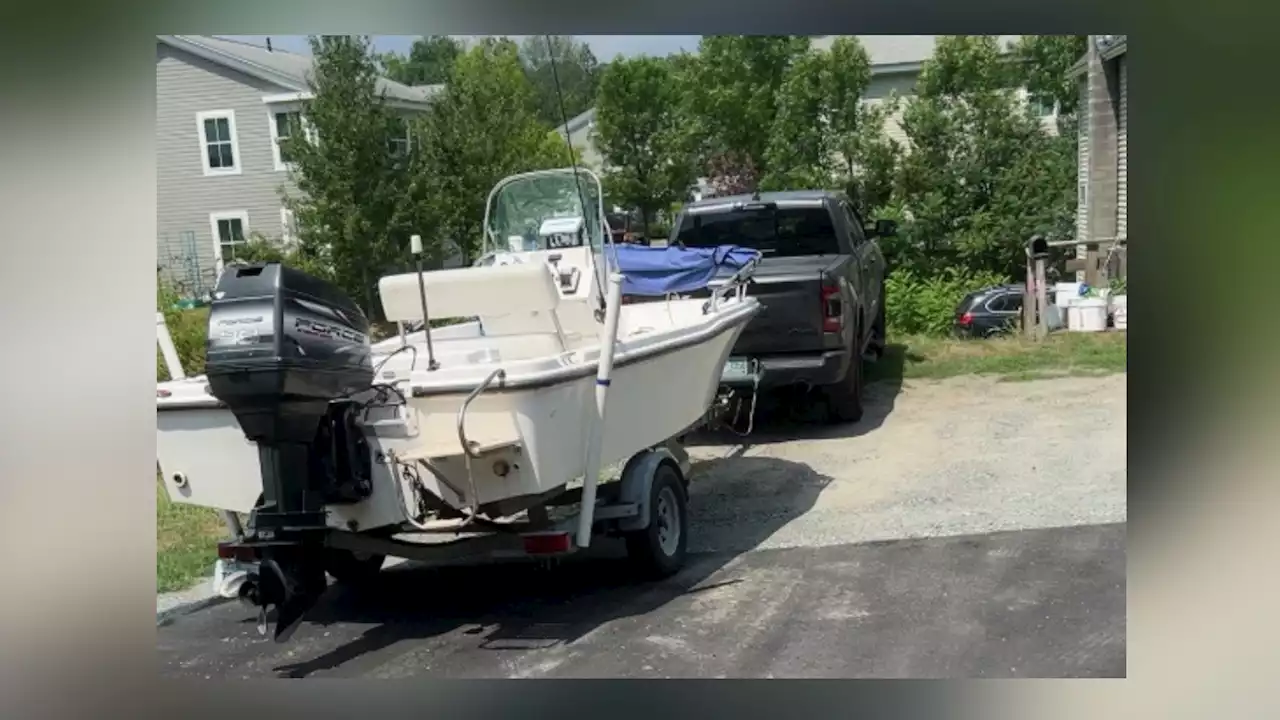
[673,206,840,257]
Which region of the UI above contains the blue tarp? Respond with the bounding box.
[611,244,758,297]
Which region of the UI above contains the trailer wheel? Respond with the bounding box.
[323,548,386,586]
[625,462,688,579]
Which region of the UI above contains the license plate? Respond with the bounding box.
[722,357,752,381]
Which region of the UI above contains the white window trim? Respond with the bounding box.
[388,114,413,158]
[280,207,298,245]
[267,104,315,172]
[196,110,242,177]
[209,210,251,273]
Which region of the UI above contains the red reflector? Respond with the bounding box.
[959,312,973,326]
[156,389,172,398]
[522,532,572,555]
[217,542,256,562]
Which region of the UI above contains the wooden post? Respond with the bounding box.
[1023,253,1035,338]
[1084,243,1100,287]
[1035,256,1048,340]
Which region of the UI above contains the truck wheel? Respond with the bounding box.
[624,462,688,579]
[323,548,386,586]
[825,328,865,424]
[869,286,887,360]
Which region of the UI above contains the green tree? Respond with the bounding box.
[519,35,600,128]
[414,38,574,265]
[280,35,417,318]
[1011,35,1088,136]
[822,37,900,215]
[892,35,1075,279]
[380,35,463,86]
[762,48,832,190]
[594,56,696,235]
[684,35,810,185]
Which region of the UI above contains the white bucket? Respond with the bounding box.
[1055,282,1083,308]
[1067,297,1108,332]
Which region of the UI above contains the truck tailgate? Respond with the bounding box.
[713,256,839,357]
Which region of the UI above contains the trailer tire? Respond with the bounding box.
[624,462,688,579]
[323,548,386,586]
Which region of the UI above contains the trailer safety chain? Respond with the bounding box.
[726,364,761,438]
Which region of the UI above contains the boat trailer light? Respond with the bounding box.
[522,532,572,555]
[216,541,258,563]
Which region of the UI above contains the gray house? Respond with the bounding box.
[1071,35,1127,254]
[155,35,440,295]
[556,108,604,171]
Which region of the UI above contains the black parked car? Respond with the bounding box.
[953,283,1060,338]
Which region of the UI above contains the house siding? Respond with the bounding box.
[1116,56,1127,239]
[156,41,301,294]
[568,122,604,171]
[863,72,919,149]
[1076,78,1090,244]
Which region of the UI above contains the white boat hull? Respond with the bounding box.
[155,297,755,528]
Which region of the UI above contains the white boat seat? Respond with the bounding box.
[379,262,562,323]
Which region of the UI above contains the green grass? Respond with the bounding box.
[156,476,228,593]
[868,330,1127,384]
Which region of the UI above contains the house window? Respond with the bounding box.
[210,211,250,268]
[388,116,411,157]
[197,110,240,176]
[1029,97,1056,118]
[274,111,302,168]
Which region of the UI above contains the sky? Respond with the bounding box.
[222,35,702,61]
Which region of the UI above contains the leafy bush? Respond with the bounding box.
[156,278,210,381]
[230,237,335,282]
[885,267,1009,337]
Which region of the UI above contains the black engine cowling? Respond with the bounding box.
[205,262,375,534]
[204,262,375,642]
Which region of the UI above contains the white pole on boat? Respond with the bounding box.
[576,271,625,548]
[410,234,440,371]
[156,312,186,380]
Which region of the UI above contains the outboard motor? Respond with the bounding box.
[205,262,373,642]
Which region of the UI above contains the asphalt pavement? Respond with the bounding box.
[157,522,1125,678]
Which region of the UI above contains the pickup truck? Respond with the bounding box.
[666,190,893,424]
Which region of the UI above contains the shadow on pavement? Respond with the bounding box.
[261,456,832,678]
[686,343,915,449]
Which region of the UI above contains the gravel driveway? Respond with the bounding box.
[685,372,1127,554]
[157,373,1127,678]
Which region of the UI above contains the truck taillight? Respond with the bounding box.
[821,281,843,333]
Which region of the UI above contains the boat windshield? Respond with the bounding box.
[485,171,605,254]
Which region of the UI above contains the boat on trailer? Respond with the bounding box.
[155,167,761,642]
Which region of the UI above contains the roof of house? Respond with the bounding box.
[1068,35,1127,78]
[557,107,596,136]
[156,35,443,106]
[810,35,1023,75]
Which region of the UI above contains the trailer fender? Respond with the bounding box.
[616,447,686,533]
